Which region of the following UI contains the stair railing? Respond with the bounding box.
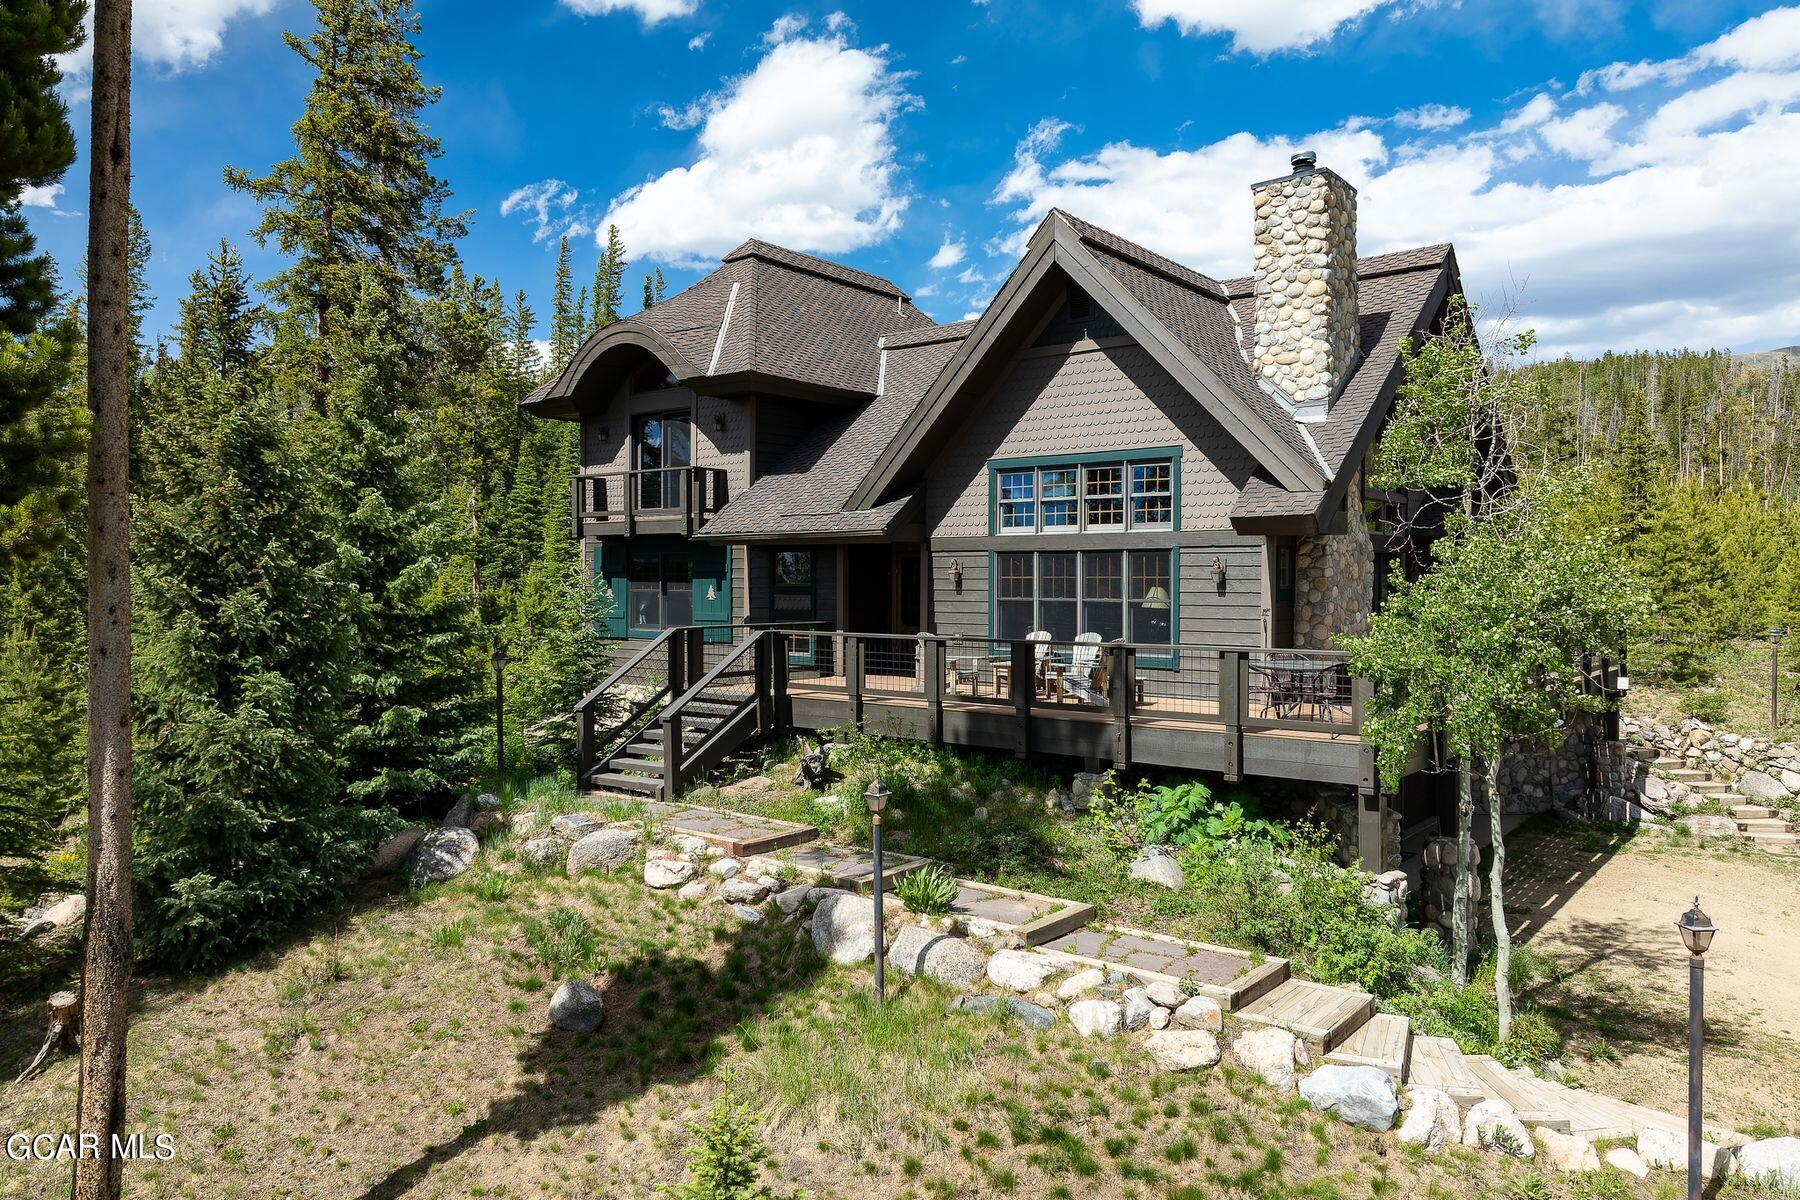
[575,627,683,785]
[657,629,783,802]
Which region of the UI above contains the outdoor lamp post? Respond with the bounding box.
[1771,628,1786,733]
[492,645,509,785]
[865,779,891,1004]
[1676,897,1718,1200]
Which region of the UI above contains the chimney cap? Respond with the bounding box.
[1290,149,1318,172]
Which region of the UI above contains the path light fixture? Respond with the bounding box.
[1675,897,1718,1200]
[865,779,891,1004]
[491,644,510,786]
[1770,628,1786,733]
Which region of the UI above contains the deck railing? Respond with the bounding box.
[569,465,730,539]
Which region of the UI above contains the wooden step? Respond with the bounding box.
[1687,780,1730,794]
[1731,804,1779,820]
[1738,817,1797,833]
[1463,1056,1571,1130]
[1235,978,1374,1052]
[1324,1013,1411,1081]
[588,771,661,796]
[1664,768,1709,781]
[606,756,665,775]
[1405,1035,1485,1107]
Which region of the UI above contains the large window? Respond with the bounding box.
[994,457,1175,533]
[628,551,692,631]
[994,550,1173,646]
[635,411,691,510]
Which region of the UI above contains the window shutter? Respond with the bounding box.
[594,542,627,638]
[692,543,732,642]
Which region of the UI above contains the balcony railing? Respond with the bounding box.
[570,466,729,539]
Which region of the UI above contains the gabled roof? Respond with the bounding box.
[522,241,933,417]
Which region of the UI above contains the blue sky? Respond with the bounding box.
[25,0,1800,359]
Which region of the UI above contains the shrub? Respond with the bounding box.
[1091,775,1286,851]
[668,1092,775,1200]
[1385,950,1563,1067]
[1681,686,1730,725]
[895,864,960,916]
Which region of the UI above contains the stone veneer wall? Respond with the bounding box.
[1250,166,1360,416]
[1292,477,1373,650]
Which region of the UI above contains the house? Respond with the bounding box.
[523,152,1463,870]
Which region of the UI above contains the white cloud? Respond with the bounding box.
[500,179,592,243]
[55,0,276,93]
[1391,103,1470,130]
[988,8,1800,356]
[559,0,700,25]
[687,32,711,50]
[599,22,915,266]
[1578,2,1800,93]
[19,183,66,209]
[927,239,966,269]
[1130,0,1405,54]
[763,14,810,44]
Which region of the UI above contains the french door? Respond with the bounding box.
[635,411,691,510]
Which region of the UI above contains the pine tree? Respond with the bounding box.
[550,235,580,370]
[224,0,465,407]
[592,225,625,332]
[653,268,668,306]
[0,0,84,333]
[0,302,84,564]
[177,240,259,377]
[1608,393,1665,545]
[643,272,656,311]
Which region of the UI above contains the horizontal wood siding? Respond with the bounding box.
[929,550,990,638]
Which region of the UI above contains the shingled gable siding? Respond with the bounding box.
[921,332,1271,647]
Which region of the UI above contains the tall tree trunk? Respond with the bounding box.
[1452,760,1474,987]
[73,1,134,1196]
[1488,758,1513,1042]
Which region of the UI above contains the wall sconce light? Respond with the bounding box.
[712,413,726,434]
[948,559,964,591]
[1211,556,1227,589]
[597,425,610,442]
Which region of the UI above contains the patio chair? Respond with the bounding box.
[992,630,1054,696]
[1060,632,1106,705]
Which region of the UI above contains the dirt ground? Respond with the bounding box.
[1508,820,1800,1135]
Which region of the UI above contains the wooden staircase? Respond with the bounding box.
[1654,756,1799,854]
[590,692,748,797]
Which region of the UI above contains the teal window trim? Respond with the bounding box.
[986,446,1183,536]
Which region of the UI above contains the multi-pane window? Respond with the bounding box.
[628,552,693,631]
[995,550,1172,646]
[995,459,1174,533]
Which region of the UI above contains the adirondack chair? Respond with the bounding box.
[1060,632,1106,705]
[992,630,1054,697]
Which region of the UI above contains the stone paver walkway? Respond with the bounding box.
[643,801,818,857]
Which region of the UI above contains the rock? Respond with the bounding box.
[1128,845,1185,890]
[1173,995,1223,1031]
[1055,968,1107,1000]
[677,880,710,902]
[1147,1007,1170,1029]
[718,876,771,905]
[887,926,987,988]
[1640,774,1671,803]
[1121,987,1156,1031]
[1144,1029,1222,1071]
[1144,980,1185,1008]
[548,979,605,1033]
[1397,1088,1461,1151]
[806,886,849,905]
[517,836,564,870]
[1738,770,1790,802]
[1535,1129,1600,1173]
[744,856,786,878]
[811,893,879,964]
[566,828,643,876]
[509,812,539,836]
[369,827,427,876]
[1067,999,1124,1038]
[475,791,502,811]
[644,858,698,889]
[1463,1099,1534,1158]
[985,949,1066,993]
[951,994,1056,1031]
[668,833,711,857]
[17,894,85,940]
[1638,1125,1732,1178]
[729,904,765,923]
[709,858,742,879]
[411,827,479,885]
[1232,1026,1303,1091]
[1678,813,1740,840]
[441,795,473,829]
[469,811,502,837]
[1299,1065,1398,1131]
[1736,1138,1800,1193]
[774,885,812,915]
[1070,772,1105,810]
[1603,1147,1649,1179]
[550,813,604,841]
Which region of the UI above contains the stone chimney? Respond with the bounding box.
[1250,150,1360,421]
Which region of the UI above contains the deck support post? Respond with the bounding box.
[684,626,706,690]
[1220,649,1244,782]
[846,635,864,728]
[923,636,945,746]
[754,632,773,735]
[666,633,686,703]
[1357,785,1387,873]
[1010,640,1033,759]
[576,702,595,787]
[624,473,636,539]
[772,631,791,734]
[661,707,683,804]
[1110,643,1135,769]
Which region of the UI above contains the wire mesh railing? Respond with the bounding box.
[1243,648,1354,730]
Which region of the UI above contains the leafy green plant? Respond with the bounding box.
[473,872,512,902]
[1137,781,1286,849]
[667,1092,775,1200]
[896,864,960,916]
[523,907,599,978]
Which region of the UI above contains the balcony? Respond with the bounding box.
[570,466,729,539]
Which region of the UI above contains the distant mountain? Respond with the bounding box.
[1736,345,1800,368]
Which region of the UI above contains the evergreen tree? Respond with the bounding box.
[0,302,84,564]
[224,0,465,407]
[0,0,84,333]
[640,268,667,311]
[550,235,580,371]
[176,240,260,377]
[591,224,625,332]
[1608,393,1664,544]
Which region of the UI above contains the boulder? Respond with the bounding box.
[888,926,987,989]
[1463,1099,1534,1158]
[773,885,812,915]
[517,836,564,870]
[1128,845,1185,890]
[986,949,1066,993]
[668,833,711,857]
[1232,1026,1303,1091]
[1639,1125,1732,1178]
[411,827,479,885]
[644,858,698,889]
[369,827,427,876]
[729,904,765,923]
[475,791,502,811]
[1737,1138,1800,1193]
[951,994,1057,1031]
[1299,1065,1399,1131]
[708,858,742,879]
[1535,1128,1600,1173]
[1173,995,1223,1031]
[744,856,786,878]
[1678,813,1740,840]
[548,979,605,1033]
[1143,1029,1221,1072]
[718,876,772,905]
[1396,1088,1461,1151]
[1738,770,1790,803]
[1121,987,1157,1031]
[550,813,604,842]
[812,893,879,964]
[1602,1147,1649,1179]
[1067,999,1124,1038]
[1144,980,1185,1008]
[1055,968,1107,1000]
[440,795,473,829]
[17,894,86,941]
[566,828,642,876]
[1147,1007,1170,1030]
[1070,772,1105,810]
[677,880,710,902]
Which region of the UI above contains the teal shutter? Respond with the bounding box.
[594,542,626,638]
[692,543,732,642]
